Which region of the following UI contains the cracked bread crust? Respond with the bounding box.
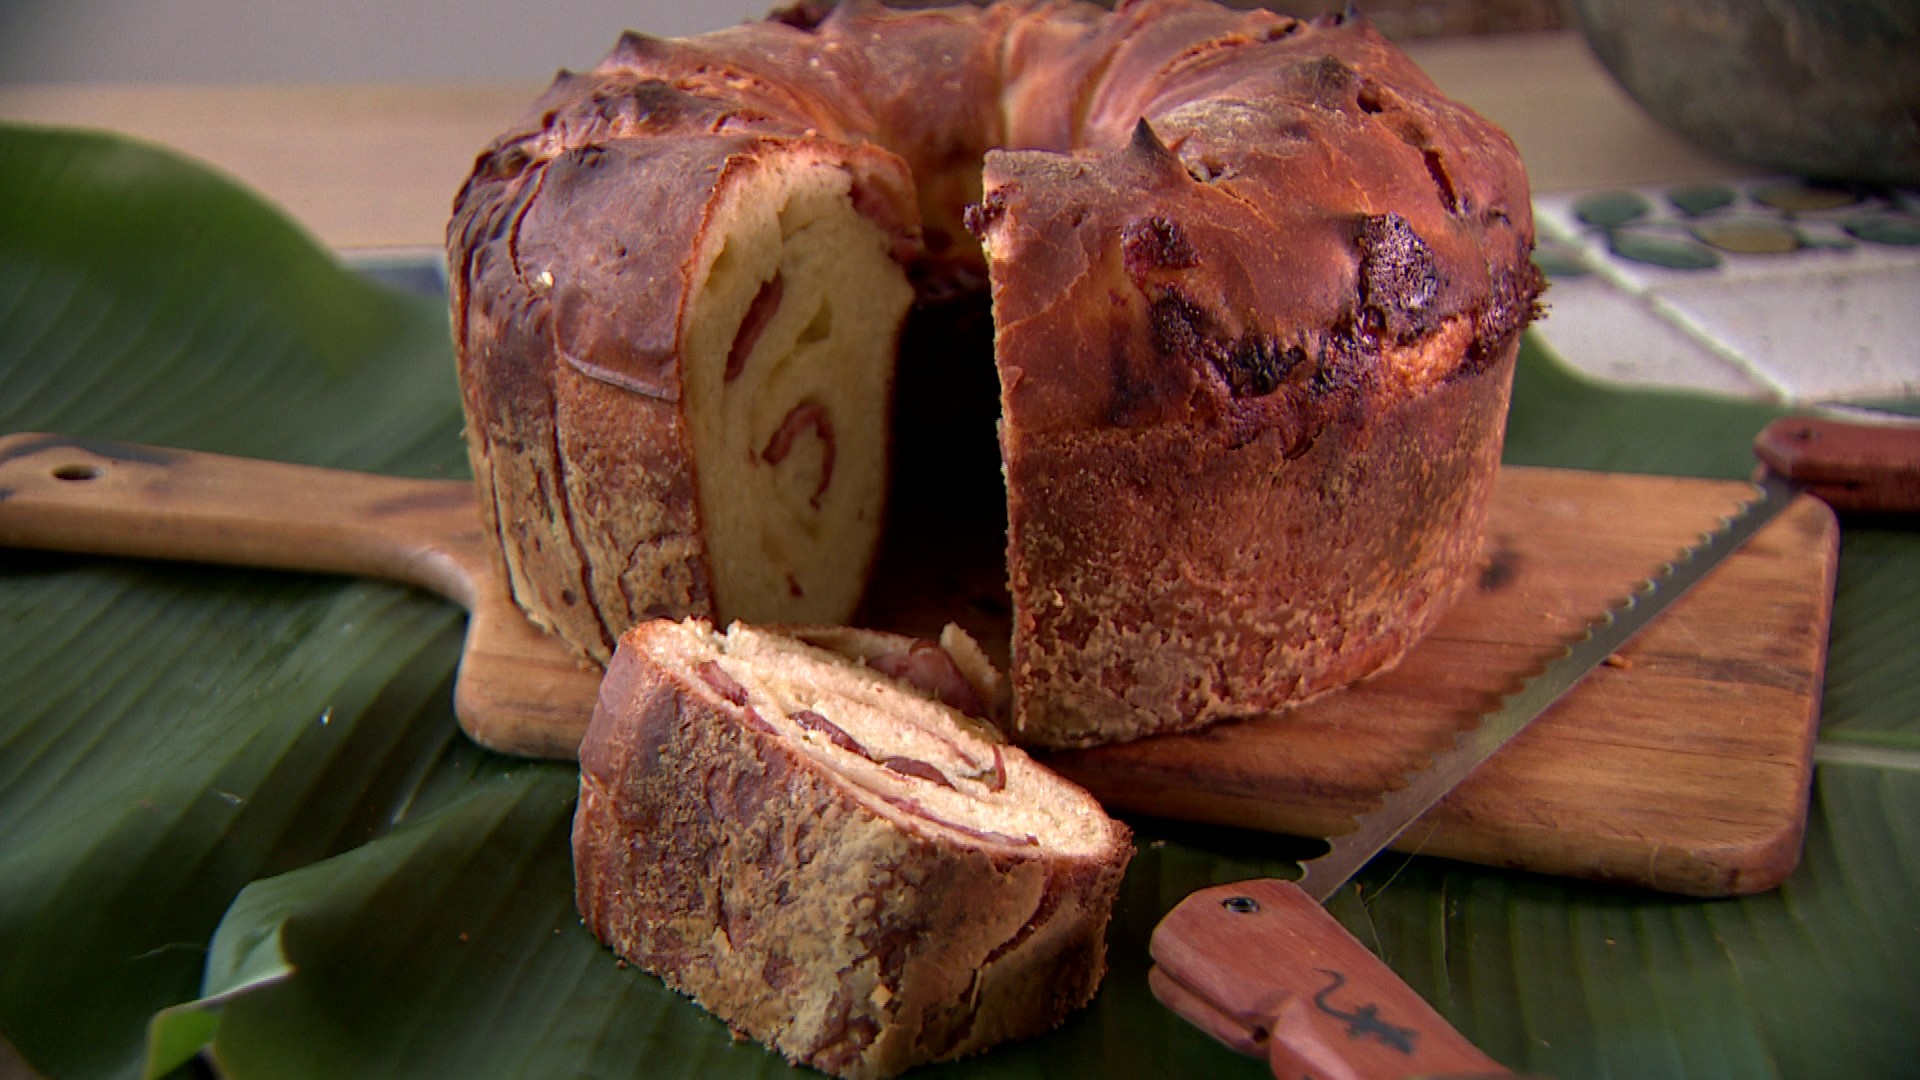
[574,620,1132,1079]
[1003,336,1518,745]
[972,9,1542,745]
[449,0,1543,729]
[451,127,918,660]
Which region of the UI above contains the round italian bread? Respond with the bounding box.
[573,618,1132,1078]
[449,0,1543,747]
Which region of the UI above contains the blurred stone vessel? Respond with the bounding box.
[1565,0,1920,185]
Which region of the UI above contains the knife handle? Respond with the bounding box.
[1753,416,1920,512]
[1150,879,1509,1080]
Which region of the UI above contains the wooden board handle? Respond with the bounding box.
[0,432,603,761]
[0,432,487,603]
[1151,879,1508,1080]
[1754,416,1920,512]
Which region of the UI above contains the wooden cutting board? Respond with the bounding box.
[0,434,1838,897]
[866,466,1841,899]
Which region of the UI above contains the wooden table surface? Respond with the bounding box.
[0,31,1747,253]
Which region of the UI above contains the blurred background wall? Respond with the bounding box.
[0,1,771,84]
[0,0,1563,85]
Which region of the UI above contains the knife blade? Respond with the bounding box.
[1148,414,1920,1080]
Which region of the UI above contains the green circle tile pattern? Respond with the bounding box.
[1608,227,1723,269]
[1751,181,1865,212]
[1799,230,1857,251]
[1844,213,1920,246]
[1668,183,1739,217]
[1573,189,1653,228]
[1566,180,1919,270]
[1691,218,1801,255]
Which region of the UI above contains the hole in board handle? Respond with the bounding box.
[52,463,103,482]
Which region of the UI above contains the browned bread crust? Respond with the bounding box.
[574,619,1132,1078]
[448,0,1542,740]
[972,12,1542,744]
[450,127,917,657]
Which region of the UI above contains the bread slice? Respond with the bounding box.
[452,131,920,661]
[573,619,1132,1079]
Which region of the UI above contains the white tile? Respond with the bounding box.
[1532,181,1920,404]
[1652,266,1920,403]
[1532,273,1771,397]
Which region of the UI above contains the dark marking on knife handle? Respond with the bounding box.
[1753,415,1920,513]
[1313,968,1419,1054]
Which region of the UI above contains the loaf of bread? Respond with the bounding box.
[573,618,1132,1078]
[449,0,1542,746]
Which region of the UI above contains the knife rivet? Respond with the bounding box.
[1222,895,1260,914]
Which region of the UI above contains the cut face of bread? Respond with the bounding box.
[700,623,1108,851]
[682,161,915,627]
[573,619,1131,1079]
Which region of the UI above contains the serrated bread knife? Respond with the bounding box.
[1148,415,1920,1079]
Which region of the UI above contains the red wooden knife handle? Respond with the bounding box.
[1753,415,1920,512]
[1150,879,1509,1080]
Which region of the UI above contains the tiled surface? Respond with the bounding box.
[1660,268,1920,402]
[1529,269,1768,396]
[1532,179,1920,405]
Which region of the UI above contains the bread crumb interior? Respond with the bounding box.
[682,161,914,627]
[658,621,1116,856]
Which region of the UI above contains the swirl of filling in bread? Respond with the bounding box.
[449,0,1543,747]
[573,618,1131,1078]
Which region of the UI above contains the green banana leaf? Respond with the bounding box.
[1,125,1916,1080]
